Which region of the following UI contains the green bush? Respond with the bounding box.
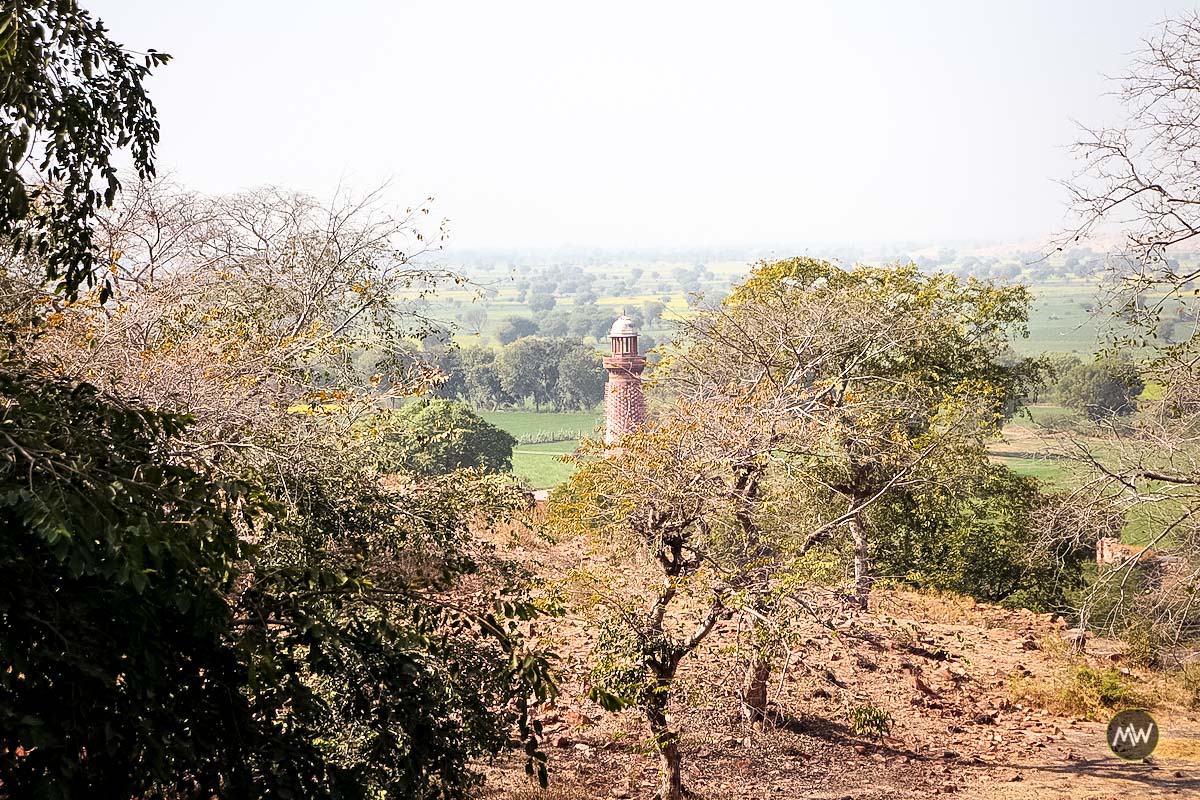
[849,704,894,741]
[870,463,1091,611]
[1059,666,1142,716]
[375,399,517,475]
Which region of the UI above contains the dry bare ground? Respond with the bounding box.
[478,522,1200,800]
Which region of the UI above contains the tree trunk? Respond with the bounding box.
[647,701,685,800]
[849,509,871,610]
[741,656,771,722]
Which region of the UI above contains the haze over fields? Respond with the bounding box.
[91,0,1195,253]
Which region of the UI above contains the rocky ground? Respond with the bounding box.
[478,566,1200,799]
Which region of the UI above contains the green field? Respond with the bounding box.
[482,410,603,488]
[1016,282,1107,355]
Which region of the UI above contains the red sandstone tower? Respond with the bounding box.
[603,313,647,446]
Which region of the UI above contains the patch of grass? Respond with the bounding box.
[1010,664,1151,720]
[1177,663,1200,710]
[1015,404,1081,428]
[511,450,576,489]
[1013,282,1106,356]
[481,411,602,440]
[482,407,603,489]
[989,454,1073,488]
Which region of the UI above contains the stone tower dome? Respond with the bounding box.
[603,312,647,446]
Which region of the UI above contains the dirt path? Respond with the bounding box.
[978,720,1200,799]
[480,527,1200,799]
[482,593,1199,799]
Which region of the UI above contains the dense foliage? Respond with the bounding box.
[0,356,555,799]
[1045,355,1144,419]
[0,98,555,797]
[0,360,252,797]
[429,337,607,411]
[664,257,1042,607]
[375,398,517,474]
[1,0,168,299]
[870,463,1090,611]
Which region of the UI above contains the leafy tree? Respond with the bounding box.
[550,412,749,800]
[499,337,561,410]
[426,343,467,400]
[639,333,657,357]
[1055,357,1144,419]
[568,305,615,340]
[0,360,252,797]
[554,343,605,410]
[1,180,556,797]
[375,399,517,474]
[2,1,169,299]
[497,316,539,345]
[642,300,666,327]
[461,345,507,409]
[665,258,1039,608]
[0,360,553,799]
[528,291,556,313]
[870,462,1091,610]
[538,310,571,337]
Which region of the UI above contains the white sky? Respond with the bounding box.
[90,0,1195,251]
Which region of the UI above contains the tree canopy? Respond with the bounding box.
[375,399,517,475]
[1,1,169,298]
[0,175,556,795]
[663,257,1040,606]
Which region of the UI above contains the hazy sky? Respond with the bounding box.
[90,0,1196,251]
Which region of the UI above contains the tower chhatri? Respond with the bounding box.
[603,312,647,447]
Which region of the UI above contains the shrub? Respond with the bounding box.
[374,399,517,475]
[870,464,1092,611]
[849,704,894,741]
[1011,665,1148,720]
[1059,666,1143,717]
[516,429,587,445]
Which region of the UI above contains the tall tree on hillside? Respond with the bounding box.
[1060,10,1200,655]
[1,0,169,299]
[662,258,1039,609]
[551,405,777,800]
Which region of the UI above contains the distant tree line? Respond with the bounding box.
[509,261,713,306]
[496,301,665,346]
[425,337,608,411]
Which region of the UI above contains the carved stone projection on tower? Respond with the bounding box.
[603,313,647,447]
